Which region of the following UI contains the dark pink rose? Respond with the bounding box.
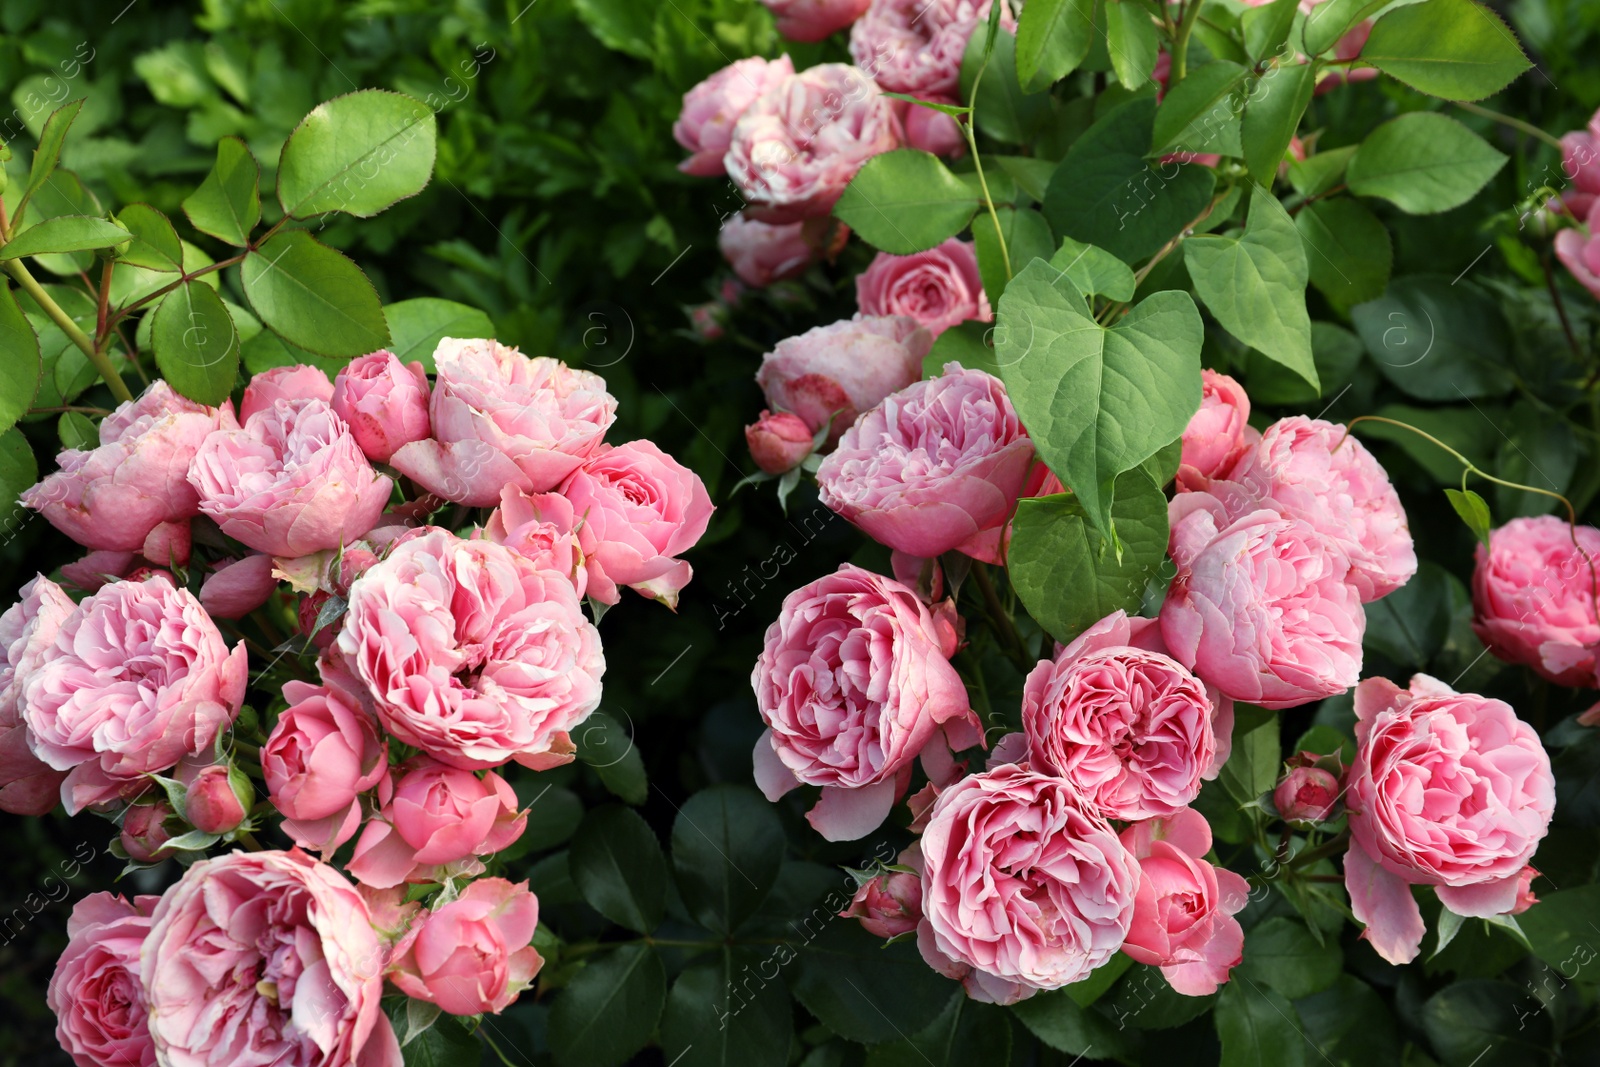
[0,575,73,814]
[746,409,814,474]
[121,801,177,863]
[756,315,930,443]
[22,382,237,552]
[855,239,989,338]
[726,63,901,223]
[199,554,280,619]
[753,564,979,840]
[388,878,542,1016]
[560,440,714,607]
[917,764,1140,1004]
[240,364,334,422]
[850,0,1014,97]
[264,680,389,854]
[897,95,966,157]
[1274,765,1341,824]
[1473,515,1600,686]
[140,849,402,1067]
[1177,369,1255,490]
[189,398,393,558]
[49,892,159,1067]
[390,338,617,506]
[332,350,432,463]
[762,0,871,40]
[1345,674,1554,964]
[674,55,795,176]
[482,486,588,597]
[841,847,923,939]
[817,363,1035,560]
[181,762,252,834]
[718,213,844,287]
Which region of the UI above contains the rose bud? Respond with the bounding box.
[761,0,871,41]
[688,302,726,341]
[719,214,826,288]
[1274,765,1341,825]
[262,680,388,854]
[181,762,253,834]
[841,850,922,939]
[239,363,334,422]
[746,410,813,474]
[331,349,432,463]
[899,95,966,157]
[1177,369,1255,490]
[673,55,794,177]
[388,878,543,1016]
[120,801,175,862]
[198,554,279,620]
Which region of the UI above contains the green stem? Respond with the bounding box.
[972,564,1030,668]
[4,258,133,403]
[106,252,247,328]
[1454,100,1564,151]
[1287,828,1349,870]
[963,62,1012,282]
[1169,0,1204,87]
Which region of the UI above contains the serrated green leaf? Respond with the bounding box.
[0,283,40,436]
[792,923,954,1044]
[574,710,647,805]
[971,206,1054,305]
[1049,237,1137,301]
[1106,0,1160,90]
[835,150,980,255]
[182,137,260,247]
[1220,705,1280,804]
[0,215,129,261]
[277,90,437,219]
[670,784,784,935]
[1244,0,1300,62]
[241,230,388,358]
[57,410,94,450]
[151,280,240,406]
[1295,196,1392,310]
[1216,981,1307,1067]
[568,805,665,934]
[1153,60,1248,156]
[1242,61,1316,183]
[1444,487,1493,545]
[18,99,83,219]
[1015,0,1097,92]
[659,951,792,1067]
[114,203,183,272]
[0,425,36,536]
[1237,917,1343,999]
[1346,111,1507,214]
[1363,0,1532,101]
[1285,145,1358,197]
[547,944,665,1067]
[383,298,494,374]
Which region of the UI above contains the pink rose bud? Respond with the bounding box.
[688,302,726,341]
[263,680,388,854]
[674,55,795,176]
[120,801,175,862]
[1473,515,1600,687]
[1558,110,1600,220]
[841,853,922,939]
[1274,766,1341,824]
[756,316,930,444]
[850,0,1015,98]
[331,350,432,463]
[745,410,813,474]
[198,554,279,619]
[239,363,334,422]
[726,63,901,223]
[1177,369,1254,489]
[899,95,966,157]
[855,239,990,339]
[48,893,159,1067]
[762,0,871,41]
[388,878,544,1016]
[181,763,253,834]
[0,575,74,816]
[59,550,136,592]
[1556,199,1600,299]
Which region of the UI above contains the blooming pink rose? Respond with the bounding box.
[917,764,1140,1004]
[198,554,280,619]
[855,239,990,339]
[746,409,814,474]
[1177,369,1255,490]
[753,563,979,840]
[121,801,177,863]
[338,528,604,770]
[817,363,1035,560]
[841,847,923,939]
[1345,674,1555,965]
[182,762,252,834]
[762,0,871,40]
[560,440,714,607]
[332,350,432,463]
[141,848,402,1067]
[390,338,617,506]
[1472,516,1600,686]
[22,382,237,552]
[189,398,393,558]
[0,575,73,814]
[1554,199,1600,300]
[49,892,159,1067]
[1022,610,1220,821]
[756,315,930,443]
[1215,416,1416,601]
[388,878,542,1016]
[897,95,966,157]
[1120,808,1250,996]
[850,0,1014,97]
[674,55,796,176]
[23,576,247,815]
[482,486,588,597]
[264,680,390,854]
[718,213,845,287]
[240,364,334,422]
[1161,492,1365,710]
[1275,765,1341,824]
[1557,108,1600,219]
[726,63,901,223]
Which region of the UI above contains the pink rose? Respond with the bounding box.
[121,801,177,863]
[199,554,280,619]
[337,528,604,770]
[674,55,796,176]
[348,756,526,888]
[746,409,814,474]
[761,0,871,40]
[181,762,252,834]
[1472,516,1600,686]
[1021,610,1220,821]
[390,338,617,506]
[726,63,901,223]
[482,486,588,597]
[0,575,73,814]
[1120,808,1250,996]
[1554,199,1600,300]
[855,239,990,338]
[141,848,402,1067]
[49,892,159,1067]
[388,878,542,1015]
[264,680,390,853]
[1274,765,1341,824]
[332,350,432,463]
[23,576,248,815]
[189,398,393,558]
[816,363,1035,560]
[22,382,237,552]
[1557,109,1600,220]
[850,0,1014,97]
[1345,674,1555,964]
[753,563,979,840]
[756,315,930,443]
[1510,866,1541,915]
[917,764,1140,1004]
[897,95,966,157]
[718,213,844,287]
[240,364,334,422]
[1160,492,1365,710]
[1177,369,1254,490]
[560,440,714,607]
[840,848,923,939]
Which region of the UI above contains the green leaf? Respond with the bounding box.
[1364,560,1453,668]
[1107,964,1217,1030]
[835,150,980,255]
[792,922,954,1044]
[572,0,656,59]
[151,280,240,406]
[241,230,389,358]
[574,711,647,805]
[961,29,1050,144]
[392,1006,480,1067]
[1049,237,1137,301]
[0,426,37,536]
[568,805,666,934]
[997,155,1058,201]
[1295,196,1393,310]
[0,215,130,261]
[1220,705,1280,804]
[1064,952,1134,1007]
[1293,976,1402,1066]
[1432,907,1468,959]
[867,994,1011,1067]
[1237,917,1343,999]
[1246,321,1362,405]
[1363,0,1532,101]
[1286,145,1358,198]
[0,284,40,436]
[1445,488,1493,545]
[182,137,261,247]
[1105,0,1160,90]
[19,99,83,217]
[995,258,1201,537]
[1015,0,1096,92]
[1043,97,1217,263]
[1185,188,1317,389]
[1516,884,1600,968]
[1346,112,1507,214]
[277,90,437,219]
[670,784,784,935]
[57,411,95,451]
[1216,981,1307,1067]
[1244,0,1301,62]
[923,320,999,378]
[517,782,582,851]
[659,950,793,1067]
[1242,61,1316,183]
[547,943,666,1067]
[12,170,104,277]
[1153,60,1249,156]
[1008,470,1169,643]
[972,207,1055,305]
[383,298,493,374]
[1421,980,1551,1067]
[1349,276,1515,400]
[1012,986,1135,1058]
[114,204,183,272]
[1302,0,1385,57]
